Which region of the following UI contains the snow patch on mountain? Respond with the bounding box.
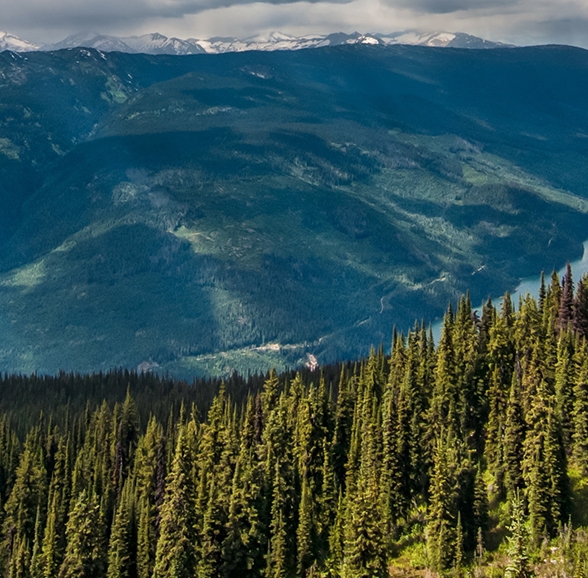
[2,29,513,56]
[121,33,205,55]
[44,32,132,52]
[0,31,40,52]
[383,31,457,46]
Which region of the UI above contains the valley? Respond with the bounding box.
[1,45,588,376]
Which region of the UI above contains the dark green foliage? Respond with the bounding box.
[2,280,588,575]
[58,491,105,578]
[473,465,489,538]
[2,429,47,576]
[426,425,476,572]
[574,341,588,472]
[152,428,197,578]
[558,264,575,332]
[574,276,588,339]
[504,372,526,498]
[505,491,534,578]
[523,370,570,542]
[107,478,135,578]
[40,435,70,578]
[555,330,576,450]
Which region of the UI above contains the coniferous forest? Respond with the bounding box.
[4,267,588,576]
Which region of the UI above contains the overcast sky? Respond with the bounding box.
[3,0,588,48]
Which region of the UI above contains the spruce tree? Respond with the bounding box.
[326,491,345,575]
[555,330,576,450]
[296,475,315,576]
[317,437,336,559]
[8,534,31,578]
[504,491,534,578]
[58,491,105,578]
[504,372,526,498]
[221,453,265,577]
[112,391,140,497]
[267,509,287,578]
[341,381,386,578]
[2,428,47,575]
[29,505,44,578]
[523,376,569,541]
[427,430,460,572]
[558,263,574,331]
[332,368,355,489]
[380,371,404,528]
[40,434,70,578]
[135,495,155,578]
[430,305,458,435]
[454,511,465,576]
[134,417,163,578]
[261,370,281,420]
[106,478,136,578]
[197,478,225,578]
[152,428,197,578]
[472,464,489,538]
[575,275,588,339]
[573,340,588,471]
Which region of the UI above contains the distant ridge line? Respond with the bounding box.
[1,29,513,55]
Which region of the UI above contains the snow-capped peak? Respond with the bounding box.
[377,30,512,49]
[121,33,205,55]
[1,29,512,56]
[383,31,457,47]
[43,32,132,52]
[0,31,40,52]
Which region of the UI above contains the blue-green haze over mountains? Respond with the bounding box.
[1,44,588,376]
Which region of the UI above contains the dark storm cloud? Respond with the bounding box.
[1,0,352,29]
[533,17,588,46]
[3,0,588,47]
[392,0,513,15]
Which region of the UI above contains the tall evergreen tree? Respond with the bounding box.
[523,376,569,541]
[39,433,70,578]
[296,474,315,576]
[503,372,526,498]
[555,330,576,450]
[134,417,163,578]
[504,491,533,578]
[341,376,386,578]
[2,428,47,575]
[574,340,588,471]
[574,275,588,339]
[558,263,574,331]
[58,491,105,578]
[267,461,289,578]
[106,478,135,578]
[152,428,197,578]
[427,431,458,572]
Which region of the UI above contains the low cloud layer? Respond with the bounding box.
[4,0,588,48]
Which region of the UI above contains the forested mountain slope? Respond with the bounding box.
[1,271,588,575]
[1,45,588,375]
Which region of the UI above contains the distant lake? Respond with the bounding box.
[431,240,588,342]
[513,240,588,298]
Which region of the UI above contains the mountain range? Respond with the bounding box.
[0,29,511,55]
[1,44,587,378]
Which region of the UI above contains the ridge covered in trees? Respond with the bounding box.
[3,46,588,377]
[3,266,588,576]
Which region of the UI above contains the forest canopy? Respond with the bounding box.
[2,266,588,576]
